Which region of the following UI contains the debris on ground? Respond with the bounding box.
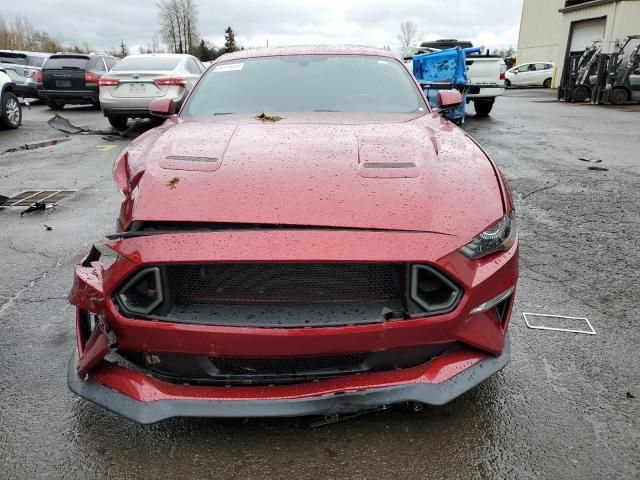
[0,138,71,156]
[627,392,635,399]
[255,112,284,122]
[588,166,609,171]
[20,202,48,216]
[522,182,559,199]
[309,406,390,427]
[167,177,180,189]
[48,114,130,137]
[44,225,52,231]
[578,157,602,163]
[522,312,596,335]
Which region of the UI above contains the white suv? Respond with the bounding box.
[0,69,22,129]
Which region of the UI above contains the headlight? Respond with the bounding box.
[459,211,516,260]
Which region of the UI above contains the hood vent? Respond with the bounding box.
[166,155,218,163]
[160,155,222,172]
[363,162,417,169]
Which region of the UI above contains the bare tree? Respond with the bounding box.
[397,21,419,55]
[0,15,63,52]
[151,34,161,53]
[158,0,198,54]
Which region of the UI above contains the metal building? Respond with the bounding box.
[517,0,640,87]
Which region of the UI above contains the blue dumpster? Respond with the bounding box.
[412,47,481,124]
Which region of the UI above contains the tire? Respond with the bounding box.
[474,99,494,117]
[505,79,511,88]
[543,78,552,88]
[1,91,22,129]
[46,100,65,110]
[572,86,590,103]
[108,116,128,130]
[610,88,629,105]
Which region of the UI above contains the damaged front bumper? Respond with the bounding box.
[68,230,518,423]
[68,337,510,424]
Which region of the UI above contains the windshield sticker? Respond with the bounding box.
[213,63,244,72]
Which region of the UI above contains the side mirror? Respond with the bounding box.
[149,98,176,117]
[435,90,463,111]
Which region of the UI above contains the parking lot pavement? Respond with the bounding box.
[1,91,639,479]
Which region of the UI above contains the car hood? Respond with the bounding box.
[119,113,504,240]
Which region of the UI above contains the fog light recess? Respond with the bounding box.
[410,265,461,314]
[116,267,164,315]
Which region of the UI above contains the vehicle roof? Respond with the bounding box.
[123,53,192,58]
[0,51,28,58]
[217,45,399,62]
[0,50,51,57]
[51,52,113,58]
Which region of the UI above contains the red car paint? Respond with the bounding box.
[68,46,518,421]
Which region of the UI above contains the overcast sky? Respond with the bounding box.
[3,0,523,53]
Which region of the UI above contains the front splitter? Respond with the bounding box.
[68,336,510,424]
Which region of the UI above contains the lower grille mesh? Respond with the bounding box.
[168,263,405,305]
[210,353,369,375]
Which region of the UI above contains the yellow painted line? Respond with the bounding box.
[96,145,118,152]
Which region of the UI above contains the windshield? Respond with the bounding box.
[0,55,27,65]
[27,56,48,68]
[183,54,426,116]
[113,56,181,71]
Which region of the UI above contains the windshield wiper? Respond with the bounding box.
[61,66,82,70]
[212,112,235,115]
[313,109,342,112]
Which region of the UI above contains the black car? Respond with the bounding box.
[38,53,118,109]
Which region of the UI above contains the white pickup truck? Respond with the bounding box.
[405,39,506,117]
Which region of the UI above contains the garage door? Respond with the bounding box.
[570,18,606,52]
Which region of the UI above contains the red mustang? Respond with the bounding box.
[68,46,518,423]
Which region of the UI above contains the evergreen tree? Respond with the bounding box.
[224,26,237,53]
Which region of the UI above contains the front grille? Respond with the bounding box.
[167,263,405,306]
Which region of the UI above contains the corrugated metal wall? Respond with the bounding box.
[517,0,565,65]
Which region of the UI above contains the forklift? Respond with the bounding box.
[600,34,640,105]
[571,41,602,102]
[558,40,602,102]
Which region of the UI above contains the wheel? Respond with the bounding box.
[474,99,494,117]
[543,78,552,88]
[572,86,590,103]
[108,116,128,130]
[505,79,511,88]
[46,100,65,110]
[610,88,629,105]
[1,91,22,129]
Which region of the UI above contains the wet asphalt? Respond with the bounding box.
[0,91,639,479]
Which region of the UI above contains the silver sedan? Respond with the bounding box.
[99,53,205,129]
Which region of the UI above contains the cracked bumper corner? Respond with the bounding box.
[67,336,510,424]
